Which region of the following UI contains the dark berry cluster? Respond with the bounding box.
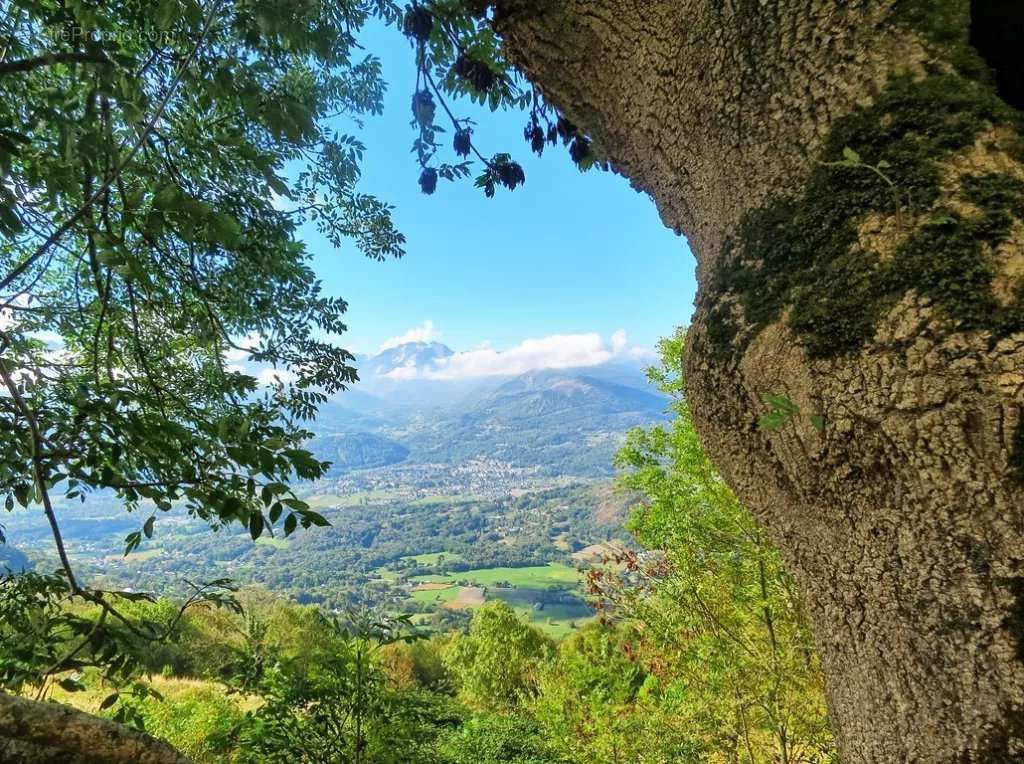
[525,113,592,167]
[418,167,438,194]
[453,54,495,92]
[411,90,435,126]
[403,5,434,41]
[475,153,525,197]
[453,128,473,158]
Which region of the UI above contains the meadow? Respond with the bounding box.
[410,563,581,590]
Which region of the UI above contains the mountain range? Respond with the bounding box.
[308,341,668,477]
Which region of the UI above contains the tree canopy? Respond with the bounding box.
[0,0,587,585]
[0,0,596,716]
[0,0,409,583]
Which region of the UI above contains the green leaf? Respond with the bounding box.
[152,184,180,210]
[810,414,826,432]
[248,511,265,540]
[842,146,861,164]
[124,531,142,555]
[208,211,242,247]
[99,692,119,710]
[762,394,799,414]
[758,412,789,431]
[265,174,289,197]
[142,515,155,539]
[58,676,85,692]
[300,509,330,527]
[268,502,283,523]
[283,513,298,536]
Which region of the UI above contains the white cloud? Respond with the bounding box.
[379,320,440,352]
[257,368,297,387]
[384,329,651,381]
[381,365,421,380]
[30,330,64,346]
[223,332,267,363]
[610,329,627,354]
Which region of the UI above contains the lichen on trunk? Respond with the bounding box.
[496,0,1024,760]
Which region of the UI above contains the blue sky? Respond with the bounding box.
[296,23,697,361]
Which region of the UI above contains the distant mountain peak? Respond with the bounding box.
[378,340,453,358]
[363,341,454,377]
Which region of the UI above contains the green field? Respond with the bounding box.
[490,589,593,637]
[404,579,593,637]
[407,564,591,638]
[409,585,459,604]
[304,490,402,508]
[402,551,465,565]
[106,548,163,563]
[412,563,581,590]
[255,536,289,549]
[509,602,589,634]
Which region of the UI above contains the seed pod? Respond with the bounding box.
[411,90,435,126]
[454,54,494,92]
[525,121,545,155]
[453,128,472,157]
[556,116,576,144]
[497,160,525,190]
[569,136,591,164]
[403,5,434,42]
[418,167,438,194]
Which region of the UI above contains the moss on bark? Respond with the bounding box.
[708,74,1024,361]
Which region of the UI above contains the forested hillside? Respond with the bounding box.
[305,343,670,478]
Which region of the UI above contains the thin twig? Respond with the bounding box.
[0,353,80,592]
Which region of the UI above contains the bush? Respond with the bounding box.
[436,714,564,764]
[128,684,243,763]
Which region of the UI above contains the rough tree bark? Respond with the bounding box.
[0,692,192,763]
[496,1,1024,761]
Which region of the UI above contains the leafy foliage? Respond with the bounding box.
[435,714,564,764]
[0,570,237,725]
[590,329,836,762]
[0,0,409,577]
[225,609,447,764]
[442,600,553,711]
[0,0,417,694]
[394,0,601,194]
[118,682,243,762]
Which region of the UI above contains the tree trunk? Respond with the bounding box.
[496,1,1024,761]
[0,693,192,763]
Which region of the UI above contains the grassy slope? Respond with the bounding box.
[410,563,580,589]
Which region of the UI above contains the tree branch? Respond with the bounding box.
[0,693,193,764]
[0,51,111,76]
[0,352,80,592]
